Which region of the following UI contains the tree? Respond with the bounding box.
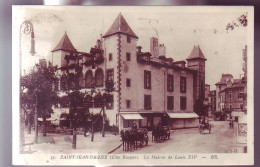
[194,98,208,123]
[21,59,59,143]
[60,71,87,149]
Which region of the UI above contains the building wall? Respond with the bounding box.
[187,59,205,100]
[219,91,225,112]
[224,87,244,110]
[103,35,121,126]
[216,84,227,112]
[119,52,194,113]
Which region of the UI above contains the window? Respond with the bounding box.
[167,74,174,92]
[229,93,232,99]
[180,97,186,110]
[180,77,186,93]
[240,104,243,109]
[238,93,244,99]
[109,53,113,61]
[126,100,131,108]
[167,96,174,110]
[95,68,104,87]
[106,94,114,109]
[107,69,114,82]
[144,95,152,110]
[85,70,94,88]
[229,104,232,111]
[126,53,131,61]
[127,35,131,43]
[78,73,85,88]
[126,78,131,87]
[144,70,151,89]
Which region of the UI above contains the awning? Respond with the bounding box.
[37,118,57,121]
[167,112,199,118]
[121,114,144,120]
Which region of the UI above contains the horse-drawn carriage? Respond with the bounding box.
[120,128,149,151]
[199,122,211,134]
[152,125,170,142]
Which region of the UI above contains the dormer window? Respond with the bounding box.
[127,35,131,43]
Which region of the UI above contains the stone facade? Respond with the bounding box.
[50,13,207,130]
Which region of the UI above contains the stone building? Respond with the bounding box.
[208,90,216,116]
[215,73,246,121]
[50,13,207,130]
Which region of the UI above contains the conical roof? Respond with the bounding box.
[186,45,206,60]
[51,32,77,52]
[103,13,138,39]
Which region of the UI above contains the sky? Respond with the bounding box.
[13,6,252,90]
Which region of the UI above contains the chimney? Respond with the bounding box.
[96,39,101,49]
[150,37,159,57]
[137,46,142,53]
[159,44,166,57]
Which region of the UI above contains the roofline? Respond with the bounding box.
[102,32,139,39]
[186,57,207,61]
[215,82,227,85]
[51,49,77,53]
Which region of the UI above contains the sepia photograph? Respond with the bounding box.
[12,6,254,165]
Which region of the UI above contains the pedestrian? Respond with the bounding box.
[229,120,233,129]
[132,121,137,131]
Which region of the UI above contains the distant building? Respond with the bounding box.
[215,74,233,112]
[204,84,211,116]
[209,90,216,115]
[215,74,246,121]
[50,13,208,130]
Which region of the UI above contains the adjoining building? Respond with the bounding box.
[50,13,208,130]
[215,73,246,121]
[208,90,216,117]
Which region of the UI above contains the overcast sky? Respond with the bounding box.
[13,6,252,90]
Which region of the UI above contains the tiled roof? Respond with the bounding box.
[51,32,77,52]
[103,13,138,39]
[233,79,241,84]
[215,81,227,85]
[186,45,207,60]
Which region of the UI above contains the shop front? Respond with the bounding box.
[167,112,199,129]
[120,113,144,129]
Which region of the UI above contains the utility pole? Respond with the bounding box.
[20,20,36,152]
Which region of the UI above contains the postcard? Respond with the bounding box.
[12,6,254,165]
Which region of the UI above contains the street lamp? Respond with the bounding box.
[20,20,36,153]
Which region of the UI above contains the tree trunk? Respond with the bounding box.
[72,127,76,149]
[34,97,38,144]
[102,107,105,137]
[91,123,94,142]
[43,113,47,137]
[28,113,31,134]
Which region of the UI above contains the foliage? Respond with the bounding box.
[193,98,205,117]
[21,60,59,119]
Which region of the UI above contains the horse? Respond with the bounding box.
[199,122,211,134]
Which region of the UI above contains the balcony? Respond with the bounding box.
[83,54,104,67]
[137,52,151,65]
